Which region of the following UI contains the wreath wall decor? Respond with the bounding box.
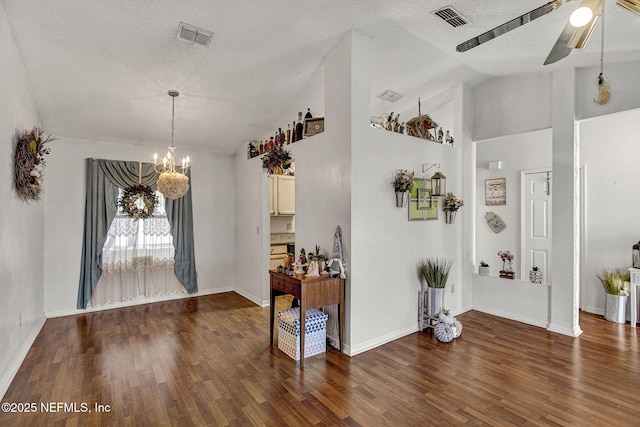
[118,184,159,219]
[14,126,55,201]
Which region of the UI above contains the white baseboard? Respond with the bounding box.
[0,315,46,401]
[472,303,549,329]
[348,324,419,357]
[233,288,268,307]
[45,286,233,318]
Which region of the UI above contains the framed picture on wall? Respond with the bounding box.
[409,179,438,221]
[485,178,506,206]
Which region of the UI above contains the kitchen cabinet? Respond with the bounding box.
[269,175,295,216]
[270,244,288,269]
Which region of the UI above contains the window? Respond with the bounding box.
[89,190,185,306]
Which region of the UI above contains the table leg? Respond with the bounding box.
[299,303,306,368]
[632,283,638,328]
[270,290,276,344]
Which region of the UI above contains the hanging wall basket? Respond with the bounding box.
[14,126,55,201]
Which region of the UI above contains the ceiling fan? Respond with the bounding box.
[456,0,640,65]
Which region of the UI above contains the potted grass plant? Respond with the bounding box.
[597,269,630,323]
[420,258,452,318]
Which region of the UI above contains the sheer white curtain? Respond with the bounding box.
[89,191,185,307]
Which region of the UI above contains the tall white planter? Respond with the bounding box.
[604,294,627,323]
[427,287,445,317]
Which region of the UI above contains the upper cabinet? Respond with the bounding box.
[269,175,295,216]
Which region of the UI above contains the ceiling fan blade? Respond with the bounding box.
[456,0,572,52]
[617,0,640,16]
[544,0,603,64]
[543,21,575,64]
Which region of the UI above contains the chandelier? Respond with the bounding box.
[153,90,190,199]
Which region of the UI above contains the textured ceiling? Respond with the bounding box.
[2,0,639,155]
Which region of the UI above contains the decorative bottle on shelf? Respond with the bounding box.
[296,112,304,141]
[286,124,292,144]
[305,108,312,119]
[291,121,297,143]
[296,111,304,141]
[259,141,264,154]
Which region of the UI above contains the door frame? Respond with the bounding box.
[520,168,552,281]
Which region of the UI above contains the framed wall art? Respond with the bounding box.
[485,178,506,206]
[408,179,438,221]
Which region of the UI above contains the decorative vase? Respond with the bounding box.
[395,191,408,208]
[444,210,456,224]
[529,270,543,283]
[604,294,627,323]
[479,266,490,276]
[427,287,445,317]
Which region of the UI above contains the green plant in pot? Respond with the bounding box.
[420,258,452,318]
[479,260,490,276]
[597,269,630,323]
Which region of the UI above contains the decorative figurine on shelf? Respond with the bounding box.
[326,226,346,279]
[445,130,454,146]
[284,253,294,270]
[437,127,444,143]
[386,112,394,131]
[248,142,258,158]
[298,248,307,265]
[305,108,313,119]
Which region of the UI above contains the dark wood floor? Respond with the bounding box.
[1,292,639,426]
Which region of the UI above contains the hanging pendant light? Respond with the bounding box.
[153,90,191,199]
[593,2,610,105]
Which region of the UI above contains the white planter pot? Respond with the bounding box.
[427,287,445,317]
[479,266,490,276]
[529,270,543,283]
[395,191,408,208]
[604,294,627,323]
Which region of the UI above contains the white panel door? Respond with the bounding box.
[523,171,552,283]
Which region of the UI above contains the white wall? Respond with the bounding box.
[473,73,551,141]
[43,137,236,316]
[0,3,46,398]
[475,129,553,279]
[234,153,270,305]
[576,61,640,121]
[580,108,640,315]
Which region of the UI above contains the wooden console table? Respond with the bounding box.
[269,270,345,367]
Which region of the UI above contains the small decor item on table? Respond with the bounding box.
[529,266,543,284]
[118,184,159,220]
[442,192,464,224]
[633,241,640,269]
[14,126,55,201]
[597,269,630,323]
[262,146,292,175]
[392,169,414,208]
[478,260,490,276]
[498,250,515,279]
[327,226,347,279]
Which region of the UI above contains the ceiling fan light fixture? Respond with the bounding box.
[567,15,599,48]
[569,6,594,27]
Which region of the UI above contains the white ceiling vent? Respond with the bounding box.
[378,89,403,103]
[177,22,214,47]
[432,6,469,28]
